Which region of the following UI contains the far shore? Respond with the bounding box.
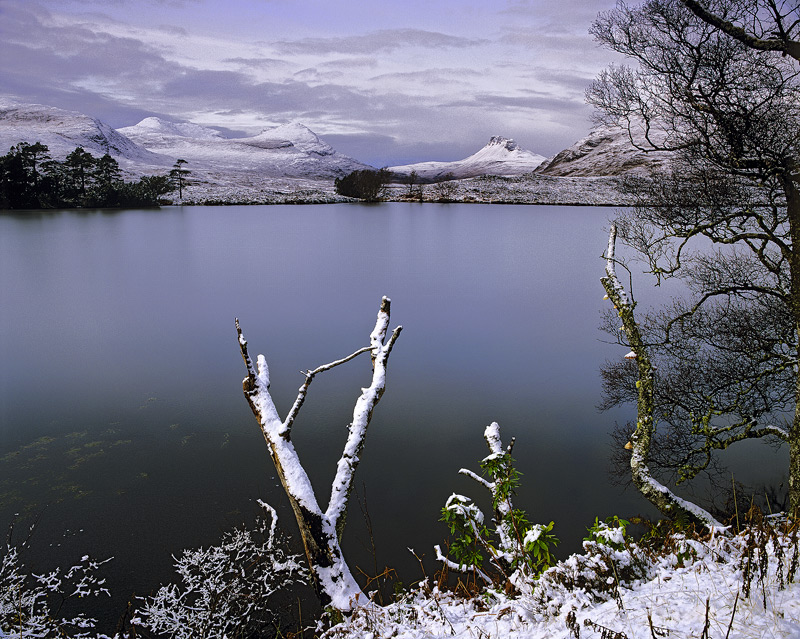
[169,172,635,207]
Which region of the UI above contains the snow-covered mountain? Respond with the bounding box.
[536,126,673,177]
[118,118,372,179]
[0,99,168,166]
[389,136,546,181]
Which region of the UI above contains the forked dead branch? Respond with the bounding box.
[235,296,401,611]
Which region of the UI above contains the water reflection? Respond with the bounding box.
[0,203,784,625]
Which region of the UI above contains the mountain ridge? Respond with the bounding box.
[535,126,672,177]
[118,117,369,178]
[0,98,672,187]
[0,99,170,168]
[389,135,547,181]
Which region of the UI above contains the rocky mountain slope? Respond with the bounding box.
[535,126,672,177]
[389,136,546,181]
[0,98,656,205]
[0,99,168,168]
[118,118,372,179]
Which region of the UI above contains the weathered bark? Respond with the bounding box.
[236,296,402,610]
[602,226,724,530]
[783,176,800,517]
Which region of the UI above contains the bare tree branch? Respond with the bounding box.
[681,0,800,61]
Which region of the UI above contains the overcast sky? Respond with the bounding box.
[0,0,622,166]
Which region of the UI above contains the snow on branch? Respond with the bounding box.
[236,296,402,611]
[438,423,559,594]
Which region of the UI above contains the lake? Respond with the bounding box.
[0,203,785,626]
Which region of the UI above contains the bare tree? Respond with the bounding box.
[589,0,800,514]
[680,0,800,61]
[236,297,402,610]
[404,169,419,198]
[432,173,458,202]
[601,226,724,530]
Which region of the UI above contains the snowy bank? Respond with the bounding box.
[167,170,634,206]
[321,522,800,639]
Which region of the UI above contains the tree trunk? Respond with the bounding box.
[236,297,401,610]
[782,176,800,517]
[602,226,724,530]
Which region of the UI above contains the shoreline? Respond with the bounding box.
[171,172,636,207]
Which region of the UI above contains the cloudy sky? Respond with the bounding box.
[0,0,622,166]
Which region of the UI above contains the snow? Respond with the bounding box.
[323,526,800,639]
[118,117,370,179]
[121,117,223,140]
[390,136,547,181]
[536,125,673,177]
[0,99,170,170]
[0,98,648,205]
[522,526,543,546]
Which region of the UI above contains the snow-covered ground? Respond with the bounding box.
[323,524,800,639]
[0,98,645,206]
[169,172,634,206]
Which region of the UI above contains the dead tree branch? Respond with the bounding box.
[236,296,402,610]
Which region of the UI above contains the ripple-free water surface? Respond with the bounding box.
[0,203,785,627]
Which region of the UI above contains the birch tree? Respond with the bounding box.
[602,225,724,530]
[235,296,402,610]
[589,0,800,515]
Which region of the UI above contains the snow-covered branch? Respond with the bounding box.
[236,296,402,610]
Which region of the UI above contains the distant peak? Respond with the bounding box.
[125,117,222,139]
[487,136,518,151]
[255,122,319,142]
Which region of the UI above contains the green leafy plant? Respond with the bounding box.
[584,516,630,552]
[440,494,488,573]
[435,423,559,593]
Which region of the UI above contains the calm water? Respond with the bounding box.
[0,203,784,624]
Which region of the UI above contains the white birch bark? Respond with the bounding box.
[602,226,724,531]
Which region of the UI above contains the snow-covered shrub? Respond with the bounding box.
[318,580,530,639]
[436,424,559,594]
[0,527,111,638]
[527,516,651,617]
[135,501,308,639]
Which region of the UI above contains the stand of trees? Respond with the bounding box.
[334,168,389,201]
[0,142,174,210]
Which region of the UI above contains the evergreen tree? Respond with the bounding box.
[64,146,96,202]
[169,158,190,199]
